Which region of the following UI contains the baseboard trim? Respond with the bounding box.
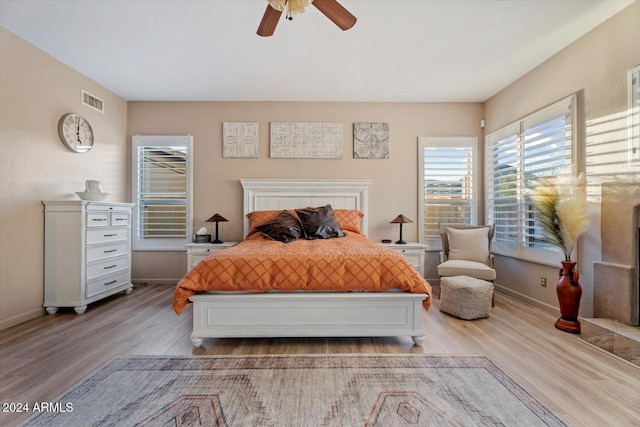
[0,307,45,331]
[132,278,180,286]
[494,283,559,315]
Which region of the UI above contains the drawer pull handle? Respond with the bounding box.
[104,249,117,253]
[104,280,117,286]
[104,233,117,237]
[93,218,107,222]
[104,264,117,270]
[114,218,125,221]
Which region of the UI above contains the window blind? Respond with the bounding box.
[486,95,575,262]
[132,136,193,251]
[419,138,477,244]
[631,66,640,164]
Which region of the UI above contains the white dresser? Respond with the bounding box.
[43,201,134,314]
[382,242,428,277]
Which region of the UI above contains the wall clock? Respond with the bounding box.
[57,113,94,153]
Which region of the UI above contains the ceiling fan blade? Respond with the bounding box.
[312,0,357,31]
[257,4,283,37]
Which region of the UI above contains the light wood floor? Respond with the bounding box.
[1,284,639,426]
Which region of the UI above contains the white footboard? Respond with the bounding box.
[189,292,427,347]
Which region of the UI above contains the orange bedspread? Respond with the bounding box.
[172,233,431,314]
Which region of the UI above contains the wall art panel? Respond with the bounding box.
[270,122,343,159]
[223,122,259,158]
[353,122,390,159]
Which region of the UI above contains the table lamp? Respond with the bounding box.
[206,213,228,244]
[390,214,413,244]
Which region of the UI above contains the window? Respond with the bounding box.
[486,95,576,264]
[132,135,193,251]
[418,137,477,247]
[630,65,640,164]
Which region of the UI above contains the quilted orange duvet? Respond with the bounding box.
[172,233,432,314]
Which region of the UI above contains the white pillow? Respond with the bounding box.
[447,227,490,263]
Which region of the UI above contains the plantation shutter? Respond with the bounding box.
[132,136,193,250]
[486,125,520,247]
[521,103,572,250]
[631,66,640,164]
[419,138,477,244]
[486,95,575,263]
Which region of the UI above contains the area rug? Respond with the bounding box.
[22,354,565,426]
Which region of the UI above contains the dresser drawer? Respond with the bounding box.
[86,271,130,299]
[86,255,130,281]
[86,242,130,262]
[86,212,110,227]
[110,213,130,226]
[86,227,129,244]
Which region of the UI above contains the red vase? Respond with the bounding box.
[555,261,582,334]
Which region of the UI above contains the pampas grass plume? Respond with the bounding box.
[529,172,588,261]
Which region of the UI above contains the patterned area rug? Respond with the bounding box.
[22,354,565,426]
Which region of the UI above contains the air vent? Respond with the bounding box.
[81,89,104,113]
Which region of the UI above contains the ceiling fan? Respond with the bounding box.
[257,0,357,37]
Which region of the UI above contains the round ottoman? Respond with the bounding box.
[439,276,494,320]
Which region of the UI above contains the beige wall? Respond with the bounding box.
[484,1,640,316]
[0,28,128,329]
[128,101,485,283]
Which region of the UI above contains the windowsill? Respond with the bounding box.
[492,250,563,268]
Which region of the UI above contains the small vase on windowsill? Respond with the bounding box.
[555,261,582,334]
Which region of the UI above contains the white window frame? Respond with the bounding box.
[131,135,193,251]
[629,65,640,165]
[418,137,478,248]
[486,95,577,265]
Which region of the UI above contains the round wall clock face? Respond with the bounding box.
[58,113,94,153]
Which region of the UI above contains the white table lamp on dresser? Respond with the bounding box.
[43,200,134,314]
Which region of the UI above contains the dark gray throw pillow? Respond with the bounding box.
[255,210,304,243]
[295,204,345,240]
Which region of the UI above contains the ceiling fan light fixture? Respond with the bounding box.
[288,0,310,17]
[268,0,286,12]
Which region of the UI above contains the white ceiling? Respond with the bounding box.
[0,0,634,102]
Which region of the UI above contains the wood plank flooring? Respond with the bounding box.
[1,283,639,426]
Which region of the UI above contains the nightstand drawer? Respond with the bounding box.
[381,243,427,277]
[400,253,422,269]
[185,242,238,272]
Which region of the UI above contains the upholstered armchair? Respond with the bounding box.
[437,224,496,282]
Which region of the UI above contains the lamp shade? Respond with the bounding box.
[390,214,413,224]
[205,213,228,223]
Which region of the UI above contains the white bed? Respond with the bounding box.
[188,179,427,347]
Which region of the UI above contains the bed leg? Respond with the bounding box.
[412,335,425,346]
[190,335,203,348]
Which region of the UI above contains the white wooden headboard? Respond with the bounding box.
[241,179,371,238]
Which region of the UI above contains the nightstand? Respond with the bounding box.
[382,242,428,277]
[185,242,237,272]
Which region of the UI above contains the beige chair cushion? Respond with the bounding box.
[447,226,490,263]
[437,260,496,281]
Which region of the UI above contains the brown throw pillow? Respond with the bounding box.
[255,210,304,243]
[295,204,345,240]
